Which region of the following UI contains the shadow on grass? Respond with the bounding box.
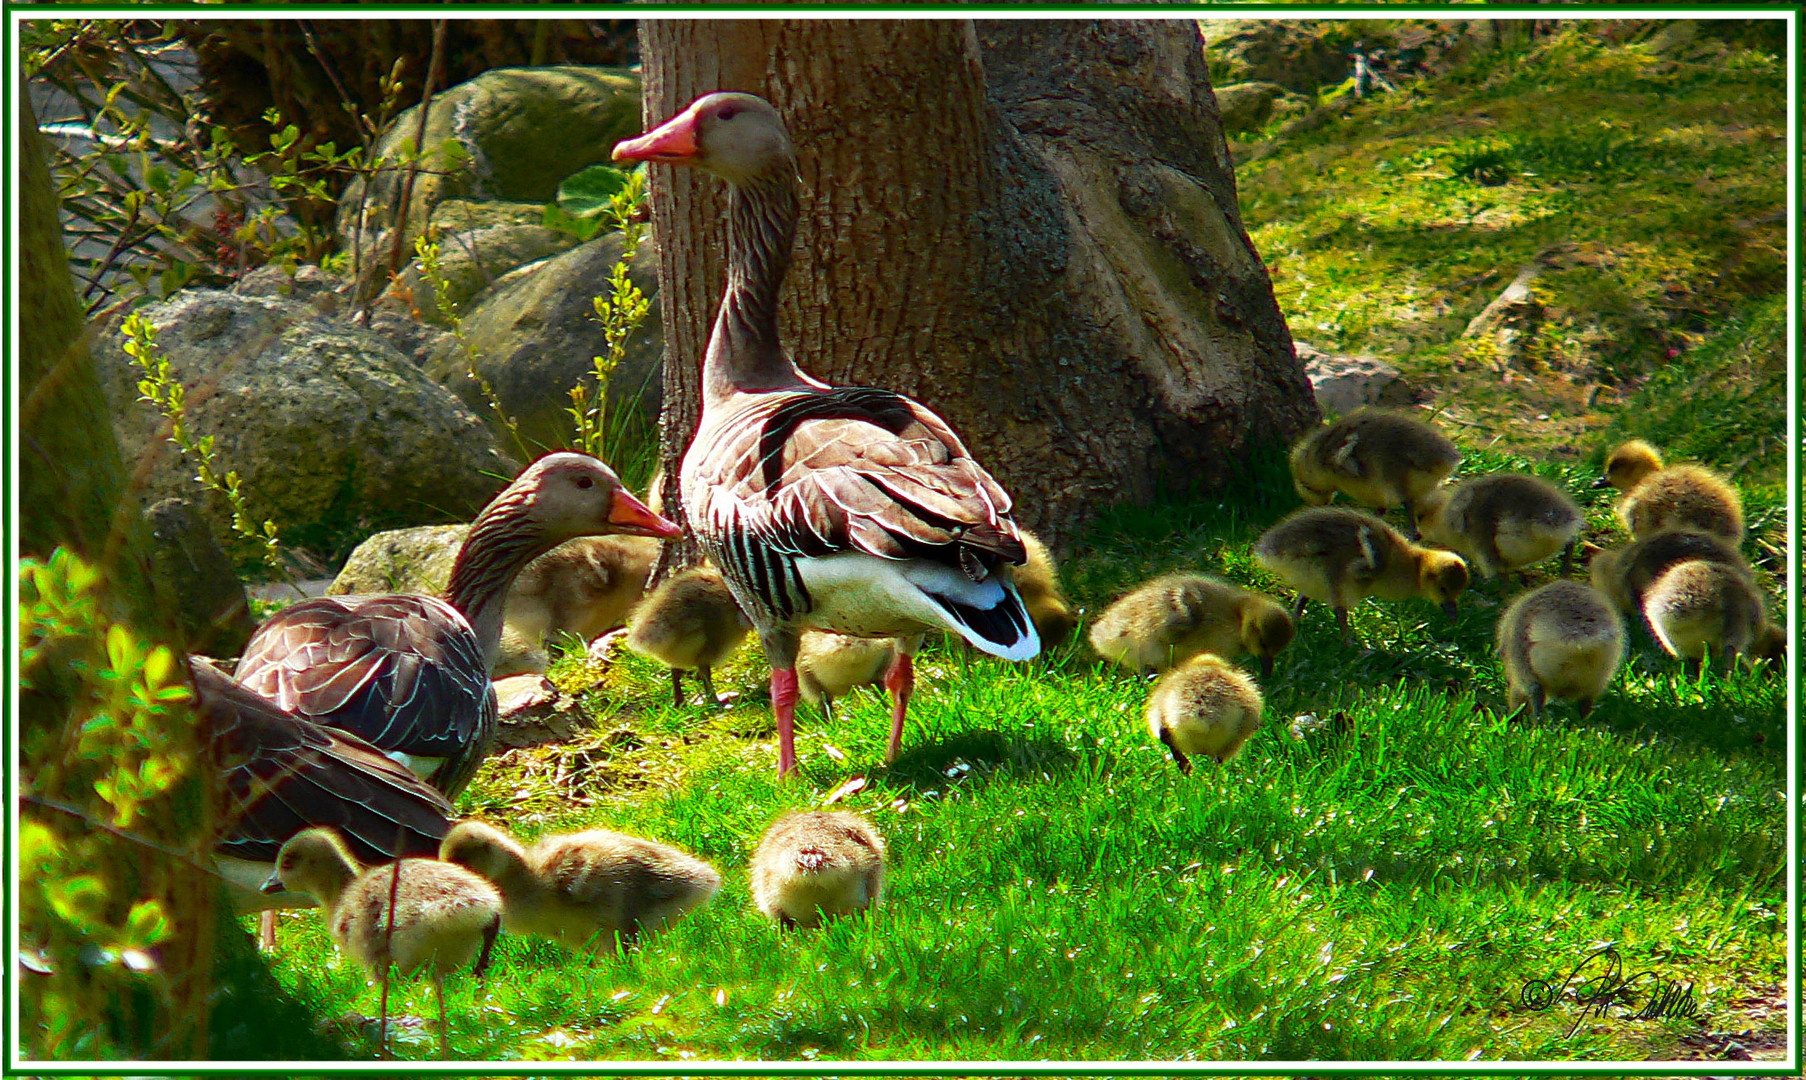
[878,729,1080,790]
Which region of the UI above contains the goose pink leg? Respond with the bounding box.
[772,666,800,777]
[884,652,915,763]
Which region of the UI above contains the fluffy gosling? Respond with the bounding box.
[1496,580,1625,720]
[625,566,753,705]
[1088,573,1294,676]
[796,631,899,723]
[1253,506,1469,643]
[1589,528,1749,621]
[750,811,885,930]
[261,828,502,1058]
[1015,530,1076,648]
[494,536,659,676]
[440,820,719,953]
[1145,653,1265,773]
[1642,559,1771,674]
[1596,440,1743,543]
[1415,473,1584,581]
[1289,407,1462,535]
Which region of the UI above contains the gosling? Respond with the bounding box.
[625,566,753,705]
[261,828,502,1058]
[1589,528,1749,621]
[1596,440,1744,543]
[1496,580,1625,720]
[1289,407,1462,535]
[796,631,899,723]
[439,820,720,953]
[495,535,659,675]
[1642,559,1771,675]
[1253,507,1469,643]
[1144,653,1265,773]
[1015,530,1077,649]
[749,811,885,930]
[1415,473,1584,581]
[1088,573,1295,676]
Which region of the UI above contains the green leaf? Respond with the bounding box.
[556,164,632,219]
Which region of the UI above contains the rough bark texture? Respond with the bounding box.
[640,18,1316,565]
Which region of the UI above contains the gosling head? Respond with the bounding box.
[1289,440,1334,506]
[1417,549,1470,618]
[261,827,360,905]
[1596,440,1663,491]
[1240,601,1296,678]
[439,820,532,887]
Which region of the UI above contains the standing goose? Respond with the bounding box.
[235,453,680,799]
[194,658,454,922]
[615,92,1038,777]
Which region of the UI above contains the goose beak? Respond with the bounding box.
[614,109,700,164]
[607,489,684,539]
[259,871,285,895]
[1441,601,1460,621]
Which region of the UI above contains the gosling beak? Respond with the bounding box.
[1590,475,1613,490]
[1441,601,1460,621]
[259,871,285,895]
[1259,655,1275,679]
[613,107,700,164]
[607,488,683,539]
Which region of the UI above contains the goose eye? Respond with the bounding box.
[717,105,738,121]
[575,476,594,490]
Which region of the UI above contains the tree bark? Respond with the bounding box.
[639,18,1317,564]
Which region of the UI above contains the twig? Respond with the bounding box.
[385,18,449,286]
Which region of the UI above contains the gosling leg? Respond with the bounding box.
[1158,727,1193,775]
[698,665,721,706]
[669,668,685,708]
[1560,537,1577,578]
[1292,594,1308,620]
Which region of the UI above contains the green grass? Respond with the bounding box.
[245,27,1787,1064]
[253,434,1786,1062]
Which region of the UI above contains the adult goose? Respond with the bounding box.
[192,658,454,917]
[234,453,680,798]
[615,92,1039,776]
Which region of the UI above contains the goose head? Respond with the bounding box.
[614,92,793,183]
[510,452,682,543]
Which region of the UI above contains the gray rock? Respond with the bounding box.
[1213,81,1301,134]
[1296,341,1416,415]
[94,289,517,562]
[335,66,640,291]
[142,496,256,656]
[329,523,468,597]
[390,221,580,327]
[423,232,662,453]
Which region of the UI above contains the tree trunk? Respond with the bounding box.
[639,17,1316,565]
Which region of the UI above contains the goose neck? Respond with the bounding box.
[446,497,557,666]
[703,169,803,403]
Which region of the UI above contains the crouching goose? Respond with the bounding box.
[615,92,1037,777]
[234,453,680,799]
[193,657,454,948]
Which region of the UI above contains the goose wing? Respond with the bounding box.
[692,386,1026,572]
[193,659,452,866]
[232,594,495,797]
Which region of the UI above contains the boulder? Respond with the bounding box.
[94,289,516,564]
[423,232,662,452]
[329,523,468,597]
[142,496,256,656]
[1296,341,1417,415]
[387,199,583,326]
[1212,81,1309,135]
[335,66,640,291]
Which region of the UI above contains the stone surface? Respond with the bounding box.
[142,496,256,656]
[493,674,588,747]
[1296,340,1416,415]
[1461,265,1544,372]
[334,66,639,289]
[1202,20,1352,94]
[94,289,515,562]
[389,200,582,326]
[423,232,663,452]
[1213,81,1302,134]
[329,523,468,597]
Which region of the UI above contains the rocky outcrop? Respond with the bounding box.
[94,289,516,563]
[142,496,256,656]
[1296,341,1417,415]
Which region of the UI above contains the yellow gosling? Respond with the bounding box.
[1415,473,1583,580]
[1253,507,1468,643]
[1496,580,1625,720]
[625,566,753,705]
[1088,573,1294,676]
[1288,407,1461,535]
[749,811,885,930]
[1144,653,1264,773]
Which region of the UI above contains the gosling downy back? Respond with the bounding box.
[1289,408,1461,527]
[1254,506,1467,640]
[1589,528,1749,619]
[796,631,897,714]
[625,565,754,703]
[750,810,885,930]
[1496,580,1624,719]
[1415,473,1583,579]
[1145,653,1265,772]
[1599,441,1743,543]
[1088,573,1294,676]
[496,535,660,674]
[1642,558,1768,671]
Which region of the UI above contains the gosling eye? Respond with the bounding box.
[575,475,594,490]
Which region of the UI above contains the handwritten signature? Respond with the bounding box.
[1520,945,1700,1037]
